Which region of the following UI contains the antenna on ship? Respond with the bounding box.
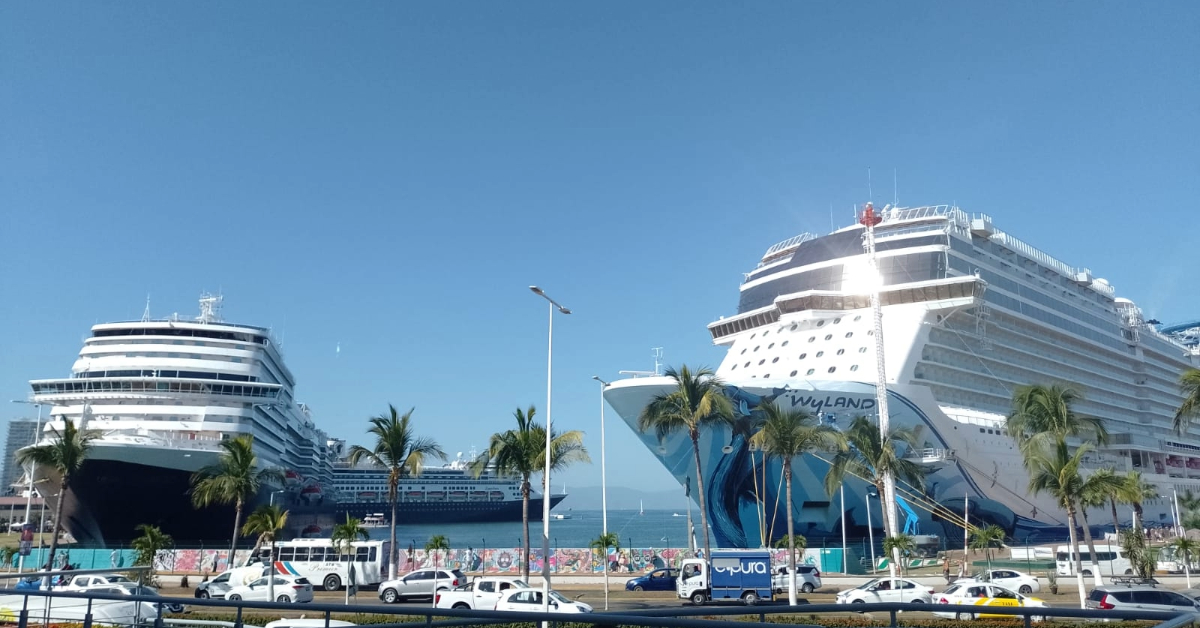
[893,168,899,207]
[142,294,151,322]
[652,347,664,376]
[197,293,223,324]
[867,166,873,202]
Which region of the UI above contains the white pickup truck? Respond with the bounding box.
[434,577,530,610]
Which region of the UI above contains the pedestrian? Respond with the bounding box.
[943,559,951,583]
[957,560,967,580]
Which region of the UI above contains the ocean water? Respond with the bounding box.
[364,508,701,550]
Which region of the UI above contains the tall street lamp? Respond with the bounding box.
[529,286,570,614]
[591,376,610,610]
[10,401,45,538]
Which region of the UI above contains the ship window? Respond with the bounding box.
[790,324,798,331]
[799,353,807,359]
[768,343,775,349]
[816,351,824,357]
[833,318,841,324]
[763,373,770,378]
[850,365,859,371]
[845,332,853,338]
[771,357,779,363]
[837,349,845,355]
[744,362,750,367]
[731,364,737,370]
[980,428,986,433]
[740,349,746,355]
[868,330,874,336]
[808,337,815,343]
[754,346,760,352]
[751,333,756,339]
[790,370,798,376]
[854,315,862,321]
[806,369,815,375]
[758,359,765,365]
[859,347,868,353]
[763,330,769,336]
[781,340,789,347]
[816,320,825,327]
[827,367,836,373]
[824,334,832,341]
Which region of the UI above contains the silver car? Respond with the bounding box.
[194,572,235,599]
[1087,586,1200,613]
[772,565,822,594]
[378,569,466,603]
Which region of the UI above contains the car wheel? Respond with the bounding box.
[198,590,210,599]
[852,599,865,604]
[276,595,291,603]
[910,599,925,605]
[382,588,399,604]
[1019,585,1032,594]
[956,612,975,620]
[1082,570,1092,576]
[229,594,242,601]
[323,575,341,591]
[1124,569,1134,575]
[453,603,470,609]
[691,591,706,606]
[633,585,644,592]
[802,583,815,593]
[169,604,184,613]
[742,591,758,606]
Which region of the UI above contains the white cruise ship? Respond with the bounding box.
[604,205,1200,548]
[27,295,335,544]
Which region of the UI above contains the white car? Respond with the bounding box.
[977,569,1040,594]
[265,621,355,628]
[89,584,186,613]
[835,578,934,605]
[58,573,136,591]
[225,575,313,603]
[493,588,593,613]
[934,581,1047,620]
[435,577,529,609]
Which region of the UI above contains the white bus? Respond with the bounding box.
[1054,544,1134,577]
[243,539,390,591]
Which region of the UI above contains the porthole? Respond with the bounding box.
[828,366,837,373]
[854,315,862,322]
[806,369,815,376]
[754,346,760,352]
[816,351,824,357]
[808,337,816,343]
[763,330,770,336]
[868,330,874,336]
[845,332,854,338]
[790,324,798,331]
[763,373,770,378]
[816,320,825,327]
[744,362,751,367]
[837,349,845,355]
[825,334,832,341]
[833,318,842,324]
[781,340,789,347]
[859,347,868,353]
[768,343,775,349]
[790,370,798,377]
[741,349,747,355]
[751,333,757,339]
[799,353,807,359]
[758,359,766,365]
[850,365,859,372]
[731,364,738,370]
[772,357,779,363]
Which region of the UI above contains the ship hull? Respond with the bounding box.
[604,376,1173,548]
[334,496,567,525]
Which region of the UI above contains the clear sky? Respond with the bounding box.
[1,1,1197,494]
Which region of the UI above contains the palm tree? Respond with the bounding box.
[638,365,734,560]
[749,402,844,605]
[969,525,1005,567]
[1171,536,1199,588]
[347,405,446,579]
[1005,384,1108,462]
[1079,469,1126,586]
[1173,368,1200,433]
[773,534,807,566]
[242,505,289,602]
[471,406,588,582]
[1117,470,1159,532]
[190,435,284,560]
[823,415,927,567]
[1027,439,1090,608]
[0,546,16,573]
[16,417,96,574]
[331,515,369,603]
[425,534,451,604]
[589,532,620,609]
[882,535,916,576]
[131,524,174,585]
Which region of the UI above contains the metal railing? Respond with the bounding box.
[1,585,1197,628]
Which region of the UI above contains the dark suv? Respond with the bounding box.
[1087,586,1200,613]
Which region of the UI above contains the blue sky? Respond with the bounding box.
[1,1,1197,494]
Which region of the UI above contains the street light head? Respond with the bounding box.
[529,286,544,295]
[559,307,572,315]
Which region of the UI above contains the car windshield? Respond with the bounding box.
[854,579,881,591]
[103,576,132,583]
[511,580,530,588]
[549,591,572,604]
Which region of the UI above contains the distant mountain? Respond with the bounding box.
[555,485,693,511]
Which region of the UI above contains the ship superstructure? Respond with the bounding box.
[604,205,1200,547]
[27,296,335,544]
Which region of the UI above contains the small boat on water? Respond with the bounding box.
[363,513,387,527]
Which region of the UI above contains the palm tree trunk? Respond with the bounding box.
[229,497,244,565]
[1133,502,1144,533]
[690,431,712,559]
[521,475,531,583]
[389,485,399,580]
[784,461,797,606]
[45,479,67,577]
[1067,506,1086,609]
[1079,509,1103,587]
[1110,498,1121,537]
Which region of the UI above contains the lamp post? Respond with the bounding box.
[12,400,45,574]
[529,286,570,614]
[592,375,611,610]
[865,489,877,575]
